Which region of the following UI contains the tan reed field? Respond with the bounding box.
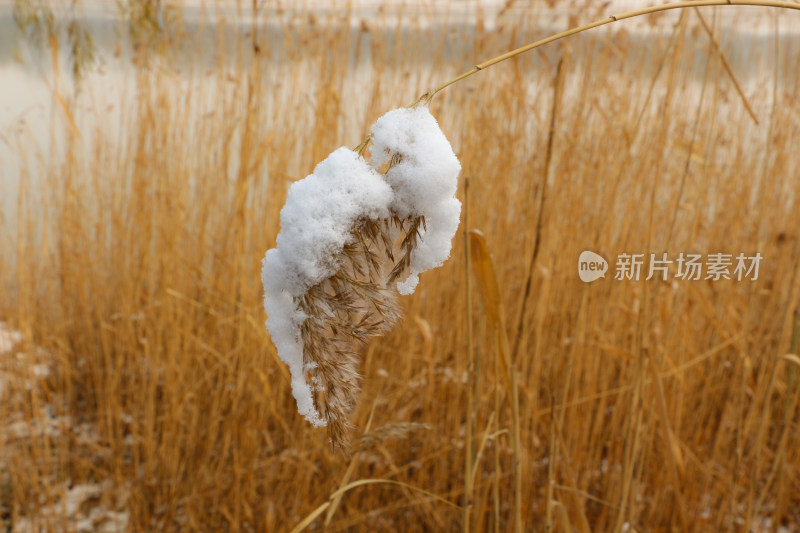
[1,1,799,531]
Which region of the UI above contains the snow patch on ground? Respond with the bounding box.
[12,481,129,533]
[0,323,22,353]
[0,322,23,401]
[0,323,130,533]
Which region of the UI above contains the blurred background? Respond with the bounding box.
[1,1,799,531]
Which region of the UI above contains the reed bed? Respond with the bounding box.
[1,1,799,531]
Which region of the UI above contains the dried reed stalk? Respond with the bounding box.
[422,0,800,102]
[469,230,522,533]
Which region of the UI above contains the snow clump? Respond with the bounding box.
[262,105,461,427]
[370,106,462,294]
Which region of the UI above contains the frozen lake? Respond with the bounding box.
[1,1,798,241]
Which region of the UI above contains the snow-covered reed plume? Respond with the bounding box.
[262,105,461,448]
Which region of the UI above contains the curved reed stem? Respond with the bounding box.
[355,0,800,152]
[425,0,800,101]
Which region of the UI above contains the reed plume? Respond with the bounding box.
[297,210,425,449]
[263,105,460,450]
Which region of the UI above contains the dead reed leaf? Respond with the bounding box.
[781,354,800,369]
[468,229,511,388]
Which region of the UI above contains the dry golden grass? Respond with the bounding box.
[2,2,800,531]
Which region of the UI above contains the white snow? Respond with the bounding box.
[265,148,393,297]
[0,322,23,401]
[262,105,461,426]
[370,106,462,294]
[0,322,22,353]
[12,481,129,533]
